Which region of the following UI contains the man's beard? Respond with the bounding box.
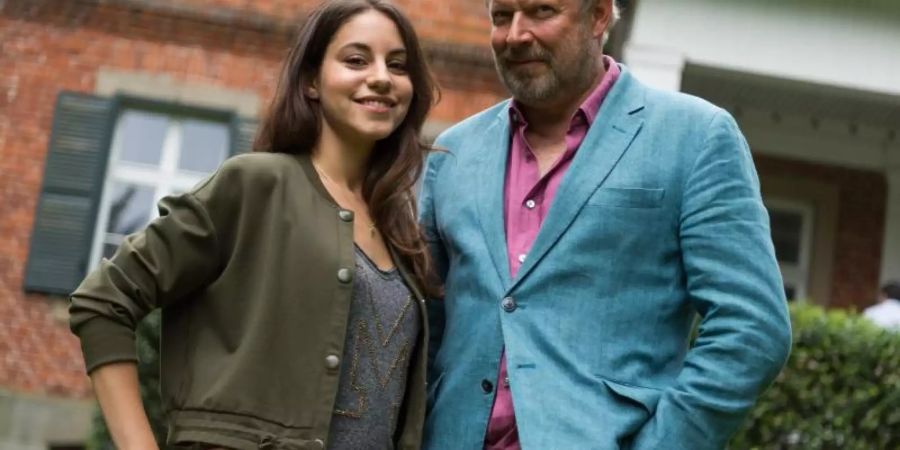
[493,31,598,106]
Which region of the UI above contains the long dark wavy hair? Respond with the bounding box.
[254,0,439,297]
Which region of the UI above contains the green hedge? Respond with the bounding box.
[731,303,900,449]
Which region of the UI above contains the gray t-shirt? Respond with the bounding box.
[327,245,420,450]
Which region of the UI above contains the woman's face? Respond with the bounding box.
[313,9,414,147]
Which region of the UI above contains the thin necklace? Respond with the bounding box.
[312,162,378,237]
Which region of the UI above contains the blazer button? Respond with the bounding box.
[501,297,517,312]
[481,379,494,393]
[325,354,340,369]
[337,268,353,283]
[338,209,354,222]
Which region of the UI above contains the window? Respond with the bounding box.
[24,92,256,295]
[765,199,815,301]
[89,109,230,267]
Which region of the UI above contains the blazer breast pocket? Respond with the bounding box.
[587,187,665,209]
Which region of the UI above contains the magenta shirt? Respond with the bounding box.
[485,56,621,450]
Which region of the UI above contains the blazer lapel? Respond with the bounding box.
[508,72,646,292]
[475,105,514,291]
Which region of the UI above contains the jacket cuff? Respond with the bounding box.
[75,317,138,373]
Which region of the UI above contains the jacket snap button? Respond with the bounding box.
[325,355,340,369]
[481,379,494,393]
[337,268,353,283]
[338,209,354,222]
[501,297,516,312]
[312,438,325,449]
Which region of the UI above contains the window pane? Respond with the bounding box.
[179,119,229,173]
[105,182,155,235]
[770,210,803,264]
[101,234,125,260]
[117,110,168,165]
[102,242,120,260]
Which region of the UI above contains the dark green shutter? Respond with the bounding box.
[230,116,258,155]
[24,92,116,295]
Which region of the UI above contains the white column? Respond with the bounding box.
[881,159,900,283]
[622,43,686,92]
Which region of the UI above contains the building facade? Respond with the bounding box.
[627,0,900,308]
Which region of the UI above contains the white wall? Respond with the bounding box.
[626,0,900,96]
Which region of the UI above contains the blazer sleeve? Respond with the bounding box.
[631,110,792,450]
[69,157,245,373]
[418,149,450,381]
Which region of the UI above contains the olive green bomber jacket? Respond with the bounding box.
[69,152,428,450]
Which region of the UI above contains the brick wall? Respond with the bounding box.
[167,0,493,46]
[0,0,505,399]
[756,155,888,309]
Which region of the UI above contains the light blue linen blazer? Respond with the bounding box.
[418,66,792,450]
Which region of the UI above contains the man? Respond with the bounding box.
[863,281,900,330]
[418,0,792,448]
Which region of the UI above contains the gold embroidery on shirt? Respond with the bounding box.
[334,264,415,419]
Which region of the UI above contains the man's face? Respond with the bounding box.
[488,0,608,106]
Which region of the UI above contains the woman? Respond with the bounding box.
[68,1,437,449]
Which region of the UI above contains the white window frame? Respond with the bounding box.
[765,198,815,301]
[88,109,228,269]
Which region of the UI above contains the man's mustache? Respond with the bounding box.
[498,45,551,65]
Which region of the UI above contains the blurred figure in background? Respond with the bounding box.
[864,281,900,330]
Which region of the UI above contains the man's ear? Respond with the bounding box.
[591,0,614,39]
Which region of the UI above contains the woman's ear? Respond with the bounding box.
[306,78,320,100]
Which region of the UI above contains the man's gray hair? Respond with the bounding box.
[603,1,621,46]
[484,0,621,45]
[583,0,621,46]
[883,281,900,301]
